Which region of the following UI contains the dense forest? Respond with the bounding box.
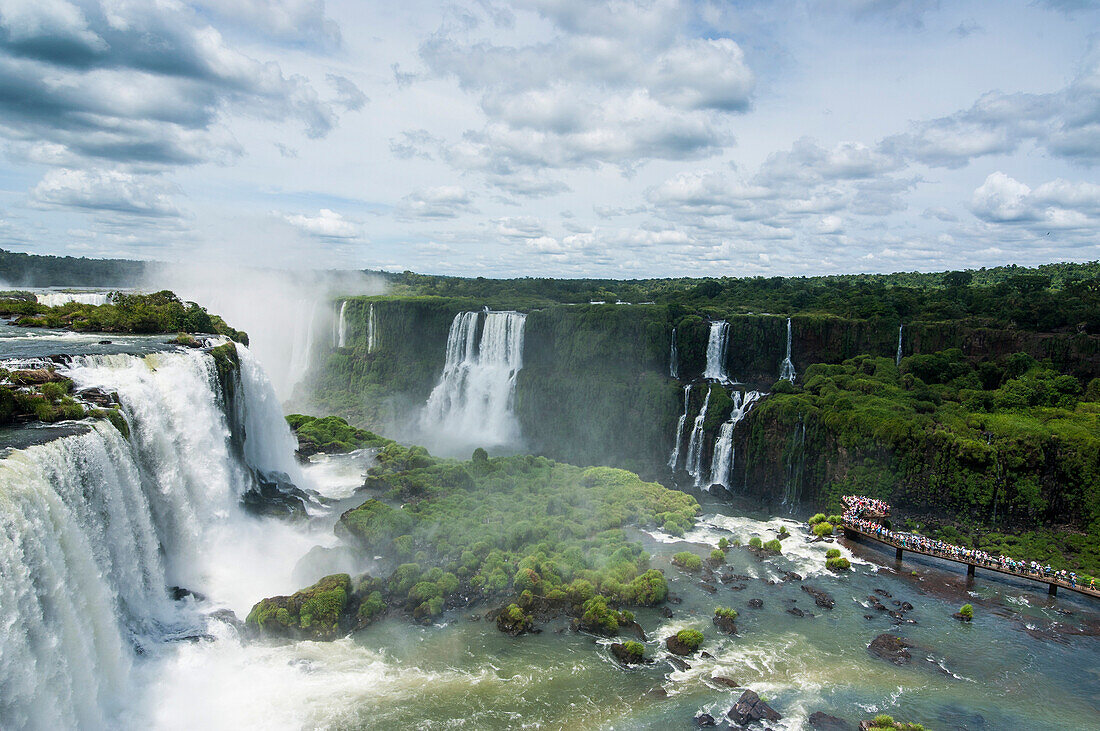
[0,248,147,287]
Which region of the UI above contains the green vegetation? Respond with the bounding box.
[246,574,351,641]
[763,539,783,553]
[708,548,726,564]
[0,368,129,433]
[714,607,738,620]
[808,513,827,525]
[672,551,703,572]
[778,524,789,537]
[329,442,695,624]
[959,603,974,620]
[826,556,851,571]
[718,537,730,550]
[748,536,763,549]
[0,290,247,342]
[286,413,389,456]
[868,714,926,731]
[825,548,842,559]
[749,349,1100,576]
[813,522,834,537]
[674,629,704,652]
[0,248,145,286]
[618,640,646,663]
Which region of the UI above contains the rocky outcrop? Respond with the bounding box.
[809,710,853,730]
[801,585,835,609]
[727,689,782,726]
[246,574,352,641]
[867,633,913,665]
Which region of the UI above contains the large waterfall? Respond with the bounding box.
[896,323,903,366]
[367,303,377,353]
[669,328,679,379]
[667,384,691,470]
[779,317,796,382]
[703,321,730,382]
[420,310,527,452]
[36,292,110,306]
[708,390,764,490]
[0,346,315,728]
[684,387,712,487]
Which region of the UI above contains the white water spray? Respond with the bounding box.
[337,301,349,348]
[668,384,692,470]
[420,310,526,452]
[703,321,730,382]
[779,318,796,382]
[685,387,712,487]
[669,328,679,379]
[36,292,110,306]
[896,323,903,367]
[709,390,765,489]
[367,303,377,353]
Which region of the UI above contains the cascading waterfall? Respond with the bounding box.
[0,345,309,728]
[36,292,110,307]
[896,323,903,366]
[685,387,712,487]
[782,415,808,509]
[420,310,526,451]
[708,390,764,490]
[337,301,349,348]
[703,321,730,382]
[669,328,679,379]
[667,384,692,470]
[779,317,796,382]
[367,303,377,353]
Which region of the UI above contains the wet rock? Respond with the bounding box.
[867,633,913,666]
[787,607,805,618]
[782,571,803,582]
[468,614,481,622]
[667,655,692,672]
[809,711,853,730]
[801,585,835,609]
[700,582,717,593]
[864,614,875,620]
[711,675,739,688]
[874,588,892,598]
[208,608,242,628]
[98,340,112,345]
[694,712,716,727]
[713,615,737,635]
[727,689,782,726]
[901,602,914,612]
[9,368,66,385]
[647,685,668,700]
[77,387,117,407]
[610,642,649,665]
[747,598,764,609]
[700,651,714,659]
[867,596,887,611]
[168,586,207,602]
[666,635,697,656]
[952,612,972,622]
[660,606,674,618]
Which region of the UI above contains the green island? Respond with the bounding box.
[247,436,698,638]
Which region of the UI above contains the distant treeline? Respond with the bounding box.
[0,249,147,287]
[376,261,1100,332]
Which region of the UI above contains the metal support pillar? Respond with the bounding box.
[967,564,975,577]
[895,547,903,561]
[1048,583,1058,597]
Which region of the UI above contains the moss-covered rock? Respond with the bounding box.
[246,574,351,641]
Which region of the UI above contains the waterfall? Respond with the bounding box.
[337,301,349,348]
[685,387,712,487]
[709,390,764,489]
[782,416,808,509]
[420,310,526,451]
[35,292,110,307]
[667,384,692,470]
[779,317,796,382]
[0,345,308,727]
[669,328,679,379]
[896,323,903,366]
[703,321,730,382]
[367,303,377,353]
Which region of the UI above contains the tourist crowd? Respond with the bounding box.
[840,496,1093,591]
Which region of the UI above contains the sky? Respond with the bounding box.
[0,0,1098,278]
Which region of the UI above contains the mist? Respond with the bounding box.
[143,264,386,399]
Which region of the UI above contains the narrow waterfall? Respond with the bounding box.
[667,384,692,470]
[702,321,730,382]
[896,323,903,366]
[420,310,527,451]
[782,415,808,508]
[669,328,679,379]
[709,390,764,489]
[367,303,377,353]
[1,346,306,728]
[779,317,796,382]
[685,387,712,487]
[36,292,110,306]
[337,300,349,348]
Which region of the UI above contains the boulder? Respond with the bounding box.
[727,689,782,726]
[713,614,737,635]
[667,655,692,672]
[747,598,764,609]
[9,368,64,385]
[666,634,696,656]
[867,633,913,665]
[694,713,717,727]
[660,606,674,618]
[610,642,648,665]
[711,675,739,688]
[952,612,972,622]
[787,607,805,618]
[809,711,853,730]
[801,585,835,609]
[245,574,352,641]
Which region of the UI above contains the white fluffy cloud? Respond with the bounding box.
[32,168,181,217]
[283,208,360,238]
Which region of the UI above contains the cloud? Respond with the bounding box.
[395,186,476,219]
[970,172,1100,229]
[283,208,360,238]
[191,0,342,48]
[31,168,181,217]
[328,73,367,111]
[0,0,342,169]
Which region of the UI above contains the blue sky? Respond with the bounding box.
[0,0,1098,277]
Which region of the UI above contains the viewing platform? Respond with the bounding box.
[839,496,1099,601]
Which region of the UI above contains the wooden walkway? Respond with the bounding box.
[842,525,1100,601]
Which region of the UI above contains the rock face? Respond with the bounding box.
[867,633,913,665]
[241,472,311,520]
[809,710,853,730]
[496,605,534,636]
[727,689,782,726]
[9,368,66,385]
[694,713,716,727]
[246,574,352,641]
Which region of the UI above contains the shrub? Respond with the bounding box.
[718,537,730,550]
[827,514,843,525]
[808,513,827,526]
[674,628,704,651]
[580,595,621,635]
[714,607,738,620]
[826,556,851,571]
[959,603,974,620]
[825,548,841,559]
[672,551,703,571]
[629,569,668,606]
[620,640,645,663]
[749,536,763,549]
[813,522,834,537]
[763,539,782,553]
[871,715,895,729]
[778,525,789,537]
[709,549,725,564]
